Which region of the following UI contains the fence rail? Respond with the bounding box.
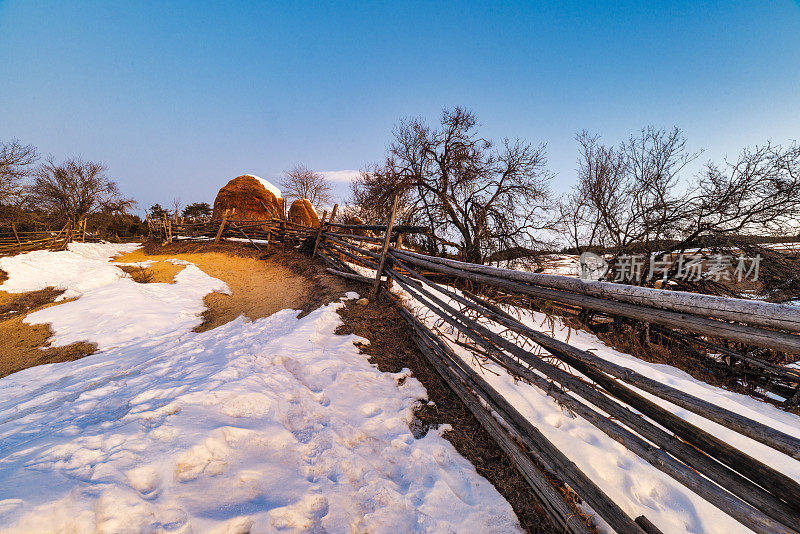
[159,208,800,534]
[0,220,97,254]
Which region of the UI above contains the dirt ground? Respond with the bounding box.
[0,286,96,378]
[117,244,314,332]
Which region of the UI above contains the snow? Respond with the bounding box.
[0,243,229,350]
[0,245,520,532]
[500,254,580,277]
[391,280,800,533]
[0,242,142,300]
[242,174,282,199]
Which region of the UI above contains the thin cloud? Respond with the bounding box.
[319,170,360,183]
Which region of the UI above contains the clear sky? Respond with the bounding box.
[1,1,799,213]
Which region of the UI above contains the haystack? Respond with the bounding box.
[343,214,369,236]
[212,175,283,221]
[288,199,320,228]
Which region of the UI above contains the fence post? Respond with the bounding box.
[214,212,228,243]
[312,210,328,257]
[61,218,73,250]
[370,195,399,300]
[11,222,20,245]
[51,221,67,248]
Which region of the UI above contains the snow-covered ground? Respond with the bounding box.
[495,254,580,277]
[0,244,520,533]
[0,243,229,350]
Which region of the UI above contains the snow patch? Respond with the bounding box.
[0,242,141,299]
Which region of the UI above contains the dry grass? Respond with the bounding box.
[116,241,352,331]
[116,262,184,284]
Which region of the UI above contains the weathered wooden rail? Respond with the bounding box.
[0,220,98,255]
[159,209,800,534]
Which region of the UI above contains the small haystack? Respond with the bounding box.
[288,199,320,228]
[212,175,283,221]
[343,214,369,235]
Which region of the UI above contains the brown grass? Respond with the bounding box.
[117,262,183,284]
[116,241,352,331]
[0,281,96,379]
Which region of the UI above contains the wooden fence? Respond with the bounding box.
[0,219,96,255]
[159,207,800,534]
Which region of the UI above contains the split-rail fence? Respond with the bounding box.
[0,219,97,255]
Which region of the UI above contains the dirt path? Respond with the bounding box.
[115,247,312,332]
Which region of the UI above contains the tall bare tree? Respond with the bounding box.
[280,164,332,210]
[30,157,135,222]
[0,139,38,205]
[351,107,552,264]
[171,197,182,220]
[571,127,698,259]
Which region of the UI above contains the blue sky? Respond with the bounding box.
[1,1,799,213]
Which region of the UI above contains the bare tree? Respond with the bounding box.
[0,139,38,205]
[30,157,135,222]
[693,142,800,237]
[553,191,601,254]
[351,107,552,264]
[280,165,332,209]
[171,197,182,220]
[571,128,698,260]
[560,127,800,297]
